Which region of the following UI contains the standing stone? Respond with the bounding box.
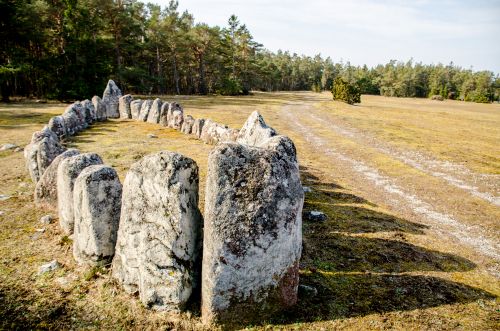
[48,115,67,139]
[102,79,122,118]
[112,151,202,311]
[167,102,183,128]
[147,98,163,124]
[180,115,195,134]
[24,127,66,183]
[130,100,143,120]
[139,100,153,122]
[191,118,205,138]
[57,153,103,234]
[73,102,89,130]
[92,96,107,121]
[73,165,122,266]
[119,94,133,119]
[200,121,237,145]
[34,149,80,211]
[159,102,170,126]
[202,139,303,324]
[62,102,87,134]
[81,99,96,124]
[237,111,276,146]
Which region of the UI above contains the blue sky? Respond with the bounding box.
[153,0,500,73]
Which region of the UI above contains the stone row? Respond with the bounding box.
[25,79,304,326]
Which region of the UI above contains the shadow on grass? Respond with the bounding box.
[0,111,57,127]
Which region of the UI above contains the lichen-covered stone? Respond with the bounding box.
[147,98,163,124]
[200,120,238,145]
[202,140,303,324]
[159,102,170,126]
[82,99,96,124]
[57,153,103,234]
[24,127,66,183]
[130,100,143,120]
[92,96,107,122]
[34,149,80,211]
[181,115,195,134]
[119,94,133,119]
[102,79,122,118]
[139,100,153,122]
[167,102,183,128]
[62,102,87,134]
[73,165,122,266]
[237,111,276,146]
[112,151,202,311]
[48,115,67,139]
[191,118,205,138]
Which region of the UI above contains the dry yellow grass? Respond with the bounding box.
[0,93,498,330]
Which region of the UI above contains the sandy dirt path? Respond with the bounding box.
[281,100,500,274]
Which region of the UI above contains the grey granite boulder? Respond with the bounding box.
[130,100,143,120]
[112,151,202,311]
[119,94,133,119]
[237,111,276,146]
[167,102,183,129]
[92,96,107,121]
[82,99,96,124]
[191,118,205,138]
[34,149,80,211]
[73,165,122,266]
[139,100,153,122]
[200,120,238,145]
[180,115,195,134]
[62,103,86,134]
[24,127,66,183]
[57,153,103,234]
[147,98,163,124]
[159,102,170,126]
[201,139,303,324]
[48,115,67,139]
[102,79,122,118]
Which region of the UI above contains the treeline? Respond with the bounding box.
[1,0,499,102]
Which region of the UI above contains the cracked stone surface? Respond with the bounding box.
[237,111,277,147]
[200,120,238,145]
[35,149,80,211]
[92,96,107,121]
[119,94,133,119]
[139,100,153,122]
[181,115,195,134]
[102,79,122,118]
[191,118,205,138]
[147,98,163,124]
[159,102,170,126]
[24,126,66,183]
[48,115,67,139]
[112,151,202,311]
[167,103,183,129]
[73,165,122,266]
[130,100,143,120]
[57,153,103,234]
[202,139,303,324]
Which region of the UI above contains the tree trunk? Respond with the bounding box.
[173,54,180,95]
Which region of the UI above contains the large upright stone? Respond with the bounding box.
[159,102,170,126]
[237,111,276,146]
[102,79,122,118]
[200,120,238,145]
[34,149,80,211]
[119,94,133,119]
[167,102,183,129]
[191,118,205,138]
[112,151,202,311]
[62,102,87,135]
[147,98,163,124]
[73,165,122,266]
[139,100,153,122]
[202,139,303,324]
[181,115,195,134]
[57,153,103,234]
[48,115,67,139]
[92,96,107,122]
[130,100,143,120]
[81,99,96,124]
[24,127,66,183]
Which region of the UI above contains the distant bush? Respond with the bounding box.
[217,77,244,96]
[431,95,444,101]
[332,77,361,104]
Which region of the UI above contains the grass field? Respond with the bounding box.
[0,92,498,330]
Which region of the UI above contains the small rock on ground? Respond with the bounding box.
[38,260,60,275]
[303,186,312,193]
[0,195,11,201]
[0,143,17,151]
[298,284,318,298]
[40,215,54,224]
[305,210,327,222]
[147,133,158,138]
